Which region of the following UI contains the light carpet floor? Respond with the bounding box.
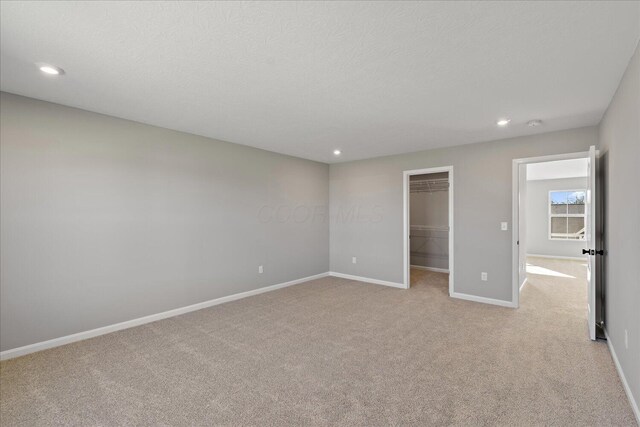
[0,258,635,425]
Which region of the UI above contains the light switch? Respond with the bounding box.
[501,222,508,231]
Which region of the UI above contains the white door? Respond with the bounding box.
[518,164,527,289]
[585,145,597,341]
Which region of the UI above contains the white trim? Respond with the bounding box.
[0,272,330,361]
[513,151,590,164]
[604,329,640,424]
[450,292,516,308]
[410,265,450,274]
[512,161,521,308]
[403,166,454,296]
[519,278,528,293]
[329,272,405,289]
[527,253,587,261]
[512,150,590,309]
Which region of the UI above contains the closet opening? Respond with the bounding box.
[403,166,453,294]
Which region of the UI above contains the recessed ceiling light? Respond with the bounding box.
[527,119,542,127]
[333,150,341,156]
[38,64,65,76]
[496,119,511,127]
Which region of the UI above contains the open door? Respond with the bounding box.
[518,164,527,290]
[585,145,597,341]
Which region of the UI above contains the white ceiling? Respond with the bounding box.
[1,1,638,163]
[527,158,588,181]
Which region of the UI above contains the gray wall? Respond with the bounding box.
[0,92,330,352]
[410,191,449,228]
[525,177,588,259]
[330,127,597,301]
[598,43,639,413]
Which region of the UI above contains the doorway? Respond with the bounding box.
[512,147,602,340]
[403,166,454,294]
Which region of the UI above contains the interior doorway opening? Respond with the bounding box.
[512,147,602,340]
[520,158,591,337]
[403,167,453,294]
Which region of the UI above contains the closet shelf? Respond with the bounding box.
[410,178,449,193]
[410,252,449,259]
[410,225,449,231]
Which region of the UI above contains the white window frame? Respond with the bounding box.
[548,189,586,241]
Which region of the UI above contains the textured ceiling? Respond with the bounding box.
[1,1,638,163]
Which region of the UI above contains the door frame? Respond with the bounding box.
[403,166,454,293]
[511,151,590,308]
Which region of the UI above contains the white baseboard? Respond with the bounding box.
[604,329,640,424]
[527,253,587,261]
[329,272,406,289]
[450,291,516,308]
[0,272,330,361]
[519,278,528,293]
[410,265,450,274]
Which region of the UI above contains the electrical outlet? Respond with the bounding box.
[258,265,263,274]
[352,256,357,264]
[481,272,488,281]
[625,329,628,349]
[501,222,508,231]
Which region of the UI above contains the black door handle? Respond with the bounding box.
[582,249,591,255]
[582,249,597,255]
[595,249,604,255]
